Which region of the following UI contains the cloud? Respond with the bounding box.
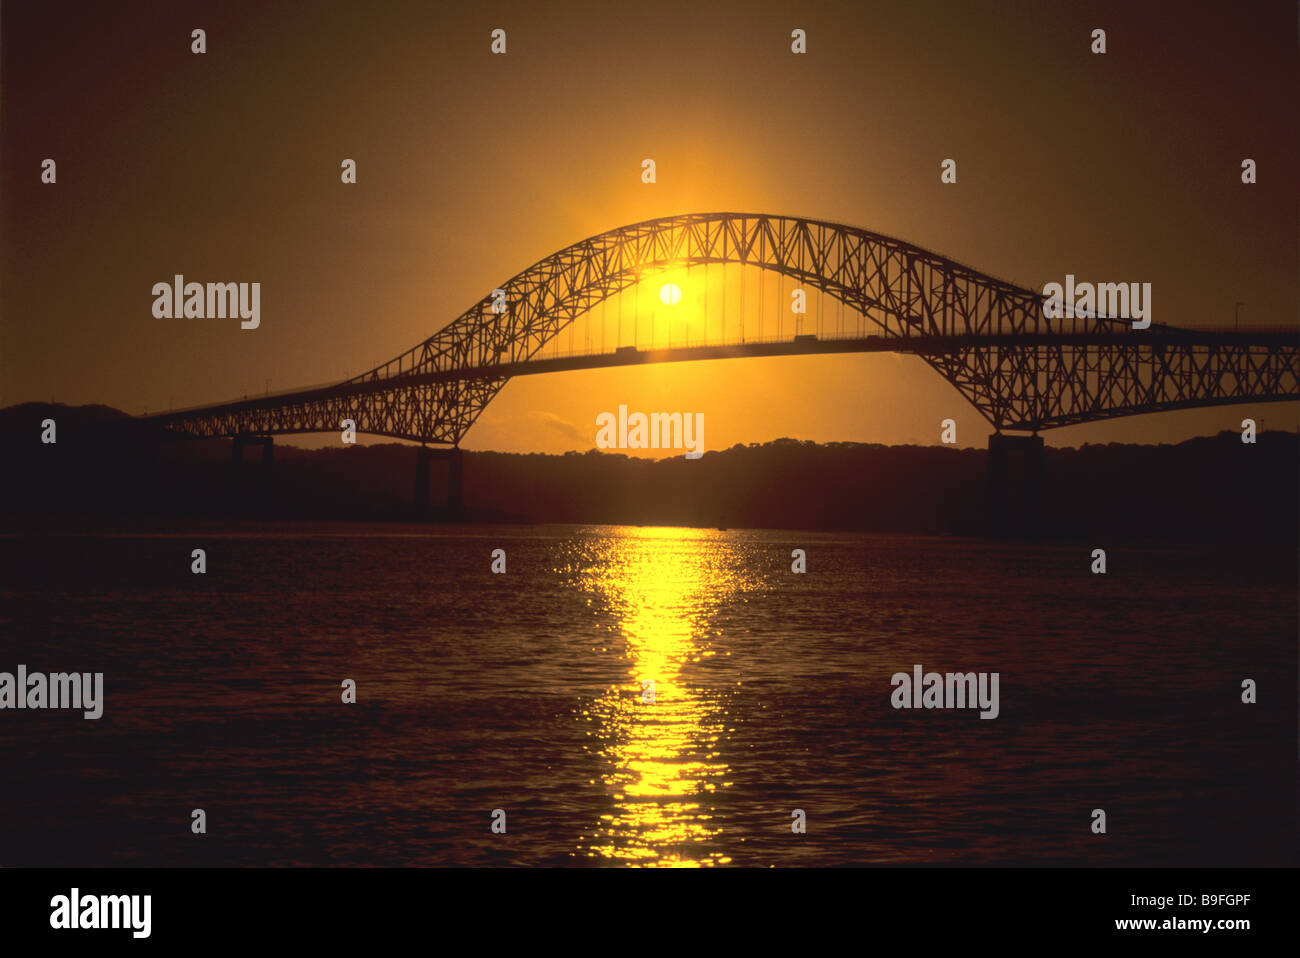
[527,410,588,444]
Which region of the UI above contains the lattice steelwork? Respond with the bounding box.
[148,213,1300,443]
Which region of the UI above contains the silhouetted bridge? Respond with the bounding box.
[139,212,1300,521]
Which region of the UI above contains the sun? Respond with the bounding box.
[658,282,682,306]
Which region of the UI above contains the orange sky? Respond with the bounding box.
[2,0,1296,453]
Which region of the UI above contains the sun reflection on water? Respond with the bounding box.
[576,526,745,866]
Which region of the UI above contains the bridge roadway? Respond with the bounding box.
[154,327,1299,422]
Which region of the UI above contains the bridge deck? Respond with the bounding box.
[147,328,1300,423]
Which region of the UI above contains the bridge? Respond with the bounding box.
[140,212,1300,522]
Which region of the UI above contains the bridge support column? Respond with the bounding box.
[260,438,274,507]
[987,432,1044,539]
[414,444,431,516]
[141,438,164,513]
[413,445,463,520]
[230,435,274,512]
[231,436,246,504]
[447,446,463,516]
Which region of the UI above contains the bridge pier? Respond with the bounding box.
[413,444,463,519]
[447,446,463,514]
[414,444,431,514]
[139,436,164,513]
[230,435,274,512]
[261,439,274,504]
[986,432,1044,539]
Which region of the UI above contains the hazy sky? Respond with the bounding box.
[3,0,1296,451]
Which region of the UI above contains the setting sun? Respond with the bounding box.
[658,282,682,306]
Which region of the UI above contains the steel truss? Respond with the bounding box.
[148,213,1300,442]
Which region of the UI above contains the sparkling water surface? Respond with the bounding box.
[0,524,1293,866]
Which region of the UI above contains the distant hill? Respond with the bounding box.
[1,403,1295,540]
[0,401,132,433]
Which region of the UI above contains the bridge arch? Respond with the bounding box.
[346,212,1115,439]
[150,212,1298,444]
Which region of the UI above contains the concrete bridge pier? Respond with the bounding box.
[261,439,274,504]
[447,446,463,515]
[414,444,430,515]
[986,432,1044,538]
[138,435,163,511]
[230,435,274,510]
[414,444,463,519]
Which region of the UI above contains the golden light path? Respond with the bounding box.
[576,527,746,866]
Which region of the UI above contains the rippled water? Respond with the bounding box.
[0,525,1293,866]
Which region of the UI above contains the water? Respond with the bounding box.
[0,525,1294,866]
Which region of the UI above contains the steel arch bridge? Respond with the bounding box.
[146,212,1300,445]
